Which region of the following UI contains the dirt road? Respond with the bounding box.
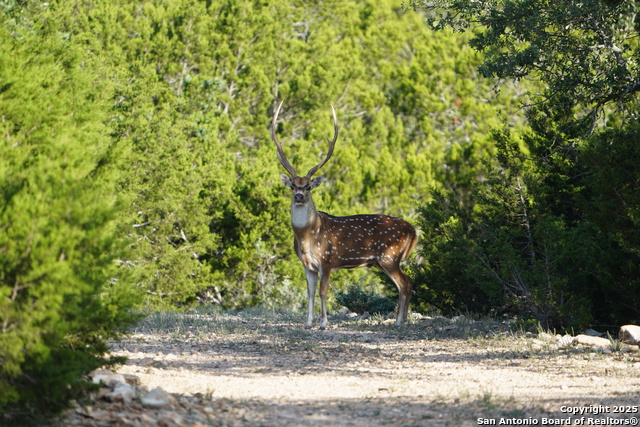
[60,311,640,426]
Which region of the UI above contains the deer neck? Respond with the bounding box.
[290,198,320,234]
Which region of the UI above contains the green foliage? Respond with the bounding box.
[409,0,640,330]
[579,125,640,325]
[414,135,594,330]
[582,124,640,251]
[0,2,141,421]
[409,0,640,120]
[365,294,398,317]
[44,0,521,309]
[413,99,640,330]
[335,284,396,315]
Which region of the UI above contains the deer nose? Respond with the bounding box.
[294,193,304,201]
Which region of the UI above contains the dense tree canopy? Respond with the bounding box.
[410,0,640,330]
[48,0,522,309]
[410,0,640,121]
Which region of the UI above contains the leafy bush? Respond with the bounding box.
[409,0,640,332]
[0,6,141,423]
[366,295,398,317]
[413,124,640,331]
[335,284,396,315]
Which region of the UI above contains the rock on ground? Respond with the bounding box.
[619,325,640,345]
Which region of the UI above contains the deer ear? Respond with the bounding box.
[310,176,324,189]
[280,174,293,188]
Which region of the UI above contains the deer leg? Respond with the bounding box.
[396,271,413,325]
[305,269,318,329]
[318,269,331,330]
[380,264,413,325]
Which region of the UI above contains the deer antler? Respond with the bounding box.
[271,100,298,177]
[305,105,338,178]
[271,101,339,178]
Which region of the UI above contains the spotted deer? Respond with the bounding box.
[271,101,417,329]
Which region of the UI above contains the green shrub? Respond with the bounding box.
[412,125,640,331]
[0,7,141,423]
[335,284,396,315]
[365,295,397,316]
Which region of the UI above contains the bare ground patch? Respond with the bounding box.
[58,311,640,426]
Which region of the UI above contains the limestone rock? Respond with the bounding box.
[141,387,174,409]
[104,382,137,404]
[621,345,640,353]
[557,335,575,347]
[92,372,127,387]
[619,325,640,345]
[575,334,612,349]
